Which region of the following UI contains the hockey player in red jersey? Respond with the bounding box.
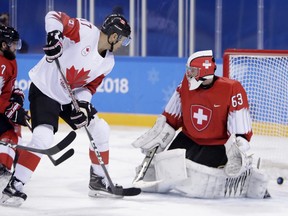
[132,50,270,199]
[0,11,132,206]
[0,26,29,192]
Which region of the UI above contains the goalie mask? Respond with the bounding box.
[186,50,216,90]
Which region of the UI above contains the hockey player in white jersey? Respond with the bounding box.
[0,11,132,206]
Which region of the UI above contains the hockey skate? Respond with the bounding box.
[88,167,123,198]
[0,176,27,207]
[0,164,12,192]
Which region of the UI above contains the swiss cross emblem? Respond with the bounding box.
[190,105,212,131]
[202,60,211,69]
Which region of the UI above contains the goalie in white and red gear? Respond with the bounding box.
[132,50,269,199]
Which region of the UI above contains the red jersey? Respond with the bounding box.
[0,54,20,164]
[0,55,17,113]
[163,75,252,145]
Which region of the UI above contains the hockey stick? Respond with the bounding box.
[0,131,76,155]
[25,119,75,166]
[132,146,162,188]
[54,59,140,196]
[257,157,288,169]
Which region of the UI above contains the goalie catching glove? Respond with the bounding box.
[69,101,97,130]
[224,135,252,177]
[43,30,63,62]
[131,115,176,154]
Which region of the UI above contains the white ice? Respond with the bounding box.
[1,125,288,216]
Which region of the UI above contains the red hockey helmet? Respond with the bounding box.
[186,50,216,90]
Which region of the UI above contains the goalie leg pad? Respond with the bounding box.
[175,160,269,199]
[137,148,269,199]
[154,149,188,193]
[246,169,269,199]
[174,159,239,198]
[138,149,187,193]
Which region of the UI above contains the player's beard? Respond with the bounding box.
[3,48,16,60]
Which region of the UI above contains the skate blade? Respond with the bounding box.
[0,194,25,207]
[88,189,123,198]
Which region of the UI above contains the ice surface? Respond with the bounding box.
[1,125,287,216]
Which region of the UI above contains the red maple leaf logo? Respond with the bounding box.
[66,66,90,89]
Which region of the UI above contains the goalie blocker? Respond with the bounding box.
[131,115,176,153]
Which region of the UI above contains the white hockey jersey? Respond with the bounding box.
[29,11,115,104]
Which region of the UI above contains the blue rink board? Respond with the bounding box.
[16,54,223,115]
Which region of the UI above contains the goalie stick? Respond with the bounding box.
[132,146,162,188]
[25,120,75,166]
[257,157,288,169]
[54,59,141,196]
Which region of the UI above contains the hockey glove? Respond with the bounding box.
[78,101,97,126]
[69,101,97,130]
[70,109,88,130]
[43,30,63,62]
[10,88,25,106]
[5,102,30,126]
[224,135,252,177]
[235,136,250,152]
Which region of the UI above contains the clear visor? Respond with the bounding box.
[186,66,200,80]
[121,36,131,46]
[8,39,22,50]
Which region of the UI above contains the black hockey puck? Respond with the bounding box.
[277,177,284,185]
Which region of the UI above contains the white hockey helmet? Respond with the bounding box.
[186,50,216,90]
